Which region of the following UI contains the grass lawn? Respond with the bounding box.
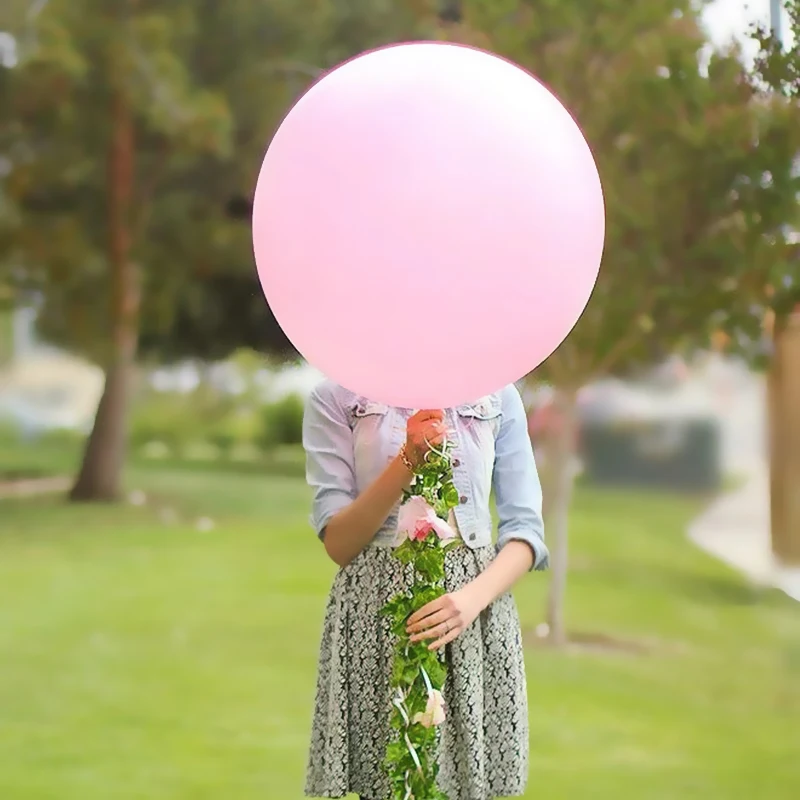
[0,461,799,799]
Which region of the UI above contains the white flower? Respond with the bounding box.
[413,689,446,728]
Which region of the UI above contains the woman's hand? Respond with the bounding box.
[405,409,447,468]
[406,586,484,651]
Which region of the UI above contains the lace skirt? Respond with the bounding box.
[305,543,529,800]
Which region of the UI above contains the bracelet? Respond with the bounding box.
[398,444,416,474]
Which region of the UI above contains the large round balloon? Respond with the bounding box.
[253,42,604,409]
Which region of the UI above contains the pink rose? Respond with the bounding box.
[396,496,457,546]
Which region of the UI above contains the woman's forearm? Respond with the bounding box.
[467,540,534,609]
[323,455,413,567]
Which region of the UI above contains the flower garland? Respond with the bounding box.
[381,437,460,800]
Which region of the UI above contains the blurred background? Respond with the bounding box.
[1,0,799,798]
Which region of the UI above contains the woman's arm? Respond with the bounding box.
[406,541,533,650]
[304,385,446,568]
[408,540,533,651]
[303,385,411,567]
[407,384,547,649]
[492,383,549,569]
[324,456,413,567]
[462,539,533,606]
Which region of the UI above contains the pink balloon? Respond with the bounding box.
[253,42,604,409]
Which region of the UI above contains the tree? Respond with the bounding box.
[0,1,440,501]
[136,0,442,363]
[452,0,800,643]
[0,0,248,500]
[137,272,297,363]
[750,0,800,566]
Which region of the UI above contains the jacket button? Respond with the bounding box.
[460,495,468,504]
[453,459,461,468]
[469,533,476,541]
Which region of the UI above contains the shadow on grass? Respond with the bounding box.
[524,627,656,656]
[668,571,764,606]
[591,559,790,610]
[665,569,794,609]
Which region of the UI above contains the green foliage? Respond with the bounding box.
[0,308,12,366]
[0,0,438,365]
[206,409,260,459]
[448,0,800,646]
[38,426,85,448]
[129,390,198,455]
[748,0,800,335]
[752,0,800,100]
[380,440,461,799]
[258,394,304,449]
[129,383,302,458]
[0,0,241,360]
[404,440,461,519]
[0,418,20,445]
[138,0,441,363]
[456,0,800,381]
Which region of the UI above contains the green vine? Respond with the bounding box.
[380,440,461,800]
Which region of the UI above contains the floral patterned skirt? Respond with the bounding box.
[305,543,529,800]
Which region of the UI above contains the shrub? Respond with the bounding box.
[0,420,21,445]
[129,391,198,456]
[258,394,304,449]
[207,409,260,458]
[39,427,84,448]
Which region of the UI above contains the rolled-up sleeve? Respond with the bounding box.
[303,384,357,539]
[493,384,549,571]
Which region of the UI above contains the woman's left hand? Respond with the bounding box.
[406,586,484,651]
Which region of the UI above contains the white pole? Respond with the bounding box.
[770,0,783,40]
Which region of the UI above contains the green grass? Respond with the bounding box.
[1,463,799,799]
[0,436,306,484]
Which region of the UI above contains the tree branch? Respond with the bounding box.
[586,288,659,381]
[256,60,323,79]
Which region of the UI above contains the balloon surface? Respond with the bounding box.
[253,42,604,409]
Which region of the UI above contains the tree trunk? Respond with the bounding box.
[768,309,800,564]
[539,450,553,522]
[545,387,578,647]
[70,57,139,502]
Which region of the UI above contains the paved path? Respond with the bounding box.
[0,476,71,499]
[688,461,800,602]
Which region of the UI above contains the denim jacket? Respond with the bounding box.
[302,380,549,570]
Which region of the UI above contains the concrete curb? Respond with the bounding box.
[687,462,800,602]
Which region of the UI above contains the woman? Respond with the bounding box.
[303,380,548,800]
